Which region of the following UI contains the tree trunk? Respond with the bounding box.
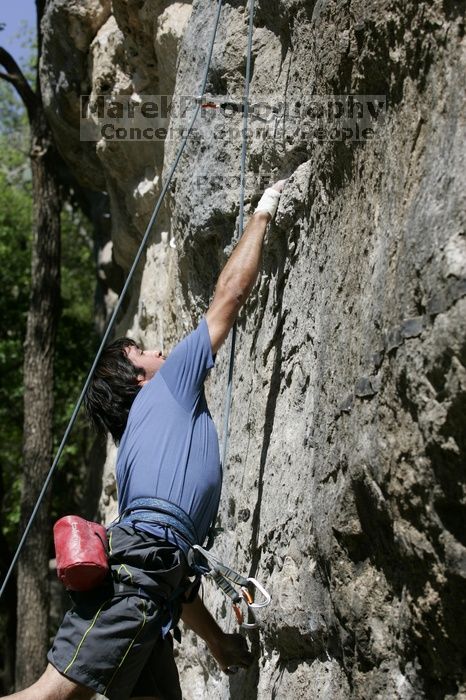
[0,515,16,694]
[15,108,61,690]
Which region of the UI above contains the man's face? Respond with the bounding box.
[125,345,166,385]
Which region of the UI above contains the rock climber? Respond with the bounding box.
[6,180,285,700]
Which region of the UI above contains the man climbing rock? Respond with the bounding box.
[6,179,285,700]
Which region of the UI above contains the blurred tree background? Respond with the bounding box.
[0,33,98,692]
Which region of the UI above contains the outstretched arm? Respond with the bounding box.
[181,594,252,673]
[205,180,285,354]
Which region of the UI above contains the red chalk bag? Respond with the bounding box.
[53,516,109,592]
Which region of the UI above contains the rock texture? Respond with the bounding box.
[40,1,466,698]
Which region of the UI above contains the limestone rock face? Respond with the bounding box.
[40,1,466,698]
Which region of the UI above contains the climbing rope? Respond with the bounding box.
[195,0,257,621]
[220,0,255,481]
[0,0,225,601]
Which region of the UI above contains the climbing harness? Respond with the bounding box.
[118,497,200,547]
[116,496,271,630]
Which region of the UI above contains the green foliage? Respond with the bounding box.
[0,132,32,535]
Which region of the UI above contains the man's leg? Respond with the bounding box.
[129,629,181,700]
[2,663,94,700]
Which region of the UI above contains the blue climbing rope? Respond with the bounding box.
[220,0,256,472]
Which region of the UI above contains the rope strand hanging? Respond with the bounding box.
[220,0,255,473]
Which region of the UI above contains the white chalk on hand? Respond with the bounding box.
[254,187,282,219]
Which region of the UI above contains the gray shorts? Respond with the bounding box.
[48,524,190,700]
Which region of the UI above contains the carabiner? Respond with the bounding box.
[240,605,259,630]
[245,577,271,609]
[234,595,259,630]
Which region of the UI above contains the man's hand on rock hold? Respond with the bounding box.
[208,631,253,674]
[254,178,287,220]
[271,178,287,193]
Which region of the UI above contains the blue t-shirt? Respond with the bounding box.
[116,318,221,553]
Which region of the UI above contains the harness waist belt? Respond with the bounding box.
[119,497,200,547]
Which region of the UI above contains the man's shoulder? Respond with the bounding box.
[164,318,212,363]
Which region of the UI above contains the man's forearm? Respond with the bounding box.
[180,594,224,652]
[180,594,253,672]
[216,211,271,303]
[205,182,284,354]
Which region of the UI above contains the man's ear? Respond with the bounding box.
[137,374,147,386]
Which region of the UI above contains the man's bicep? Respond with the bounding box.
[205,292,241,355]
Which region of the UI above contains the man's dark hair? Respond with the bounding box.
[85,337,145,444]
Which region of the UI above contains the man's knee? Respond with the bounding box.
[1,664,92,700]
[31,663,94,700]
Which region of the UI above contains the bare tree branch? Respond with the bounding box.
[0,47,37,121]
[0,70,16,84]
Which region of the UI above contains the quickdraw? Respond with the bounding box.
[190,544,271,630]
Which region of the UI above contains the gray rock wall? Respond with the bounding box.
[41,1,466,698]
